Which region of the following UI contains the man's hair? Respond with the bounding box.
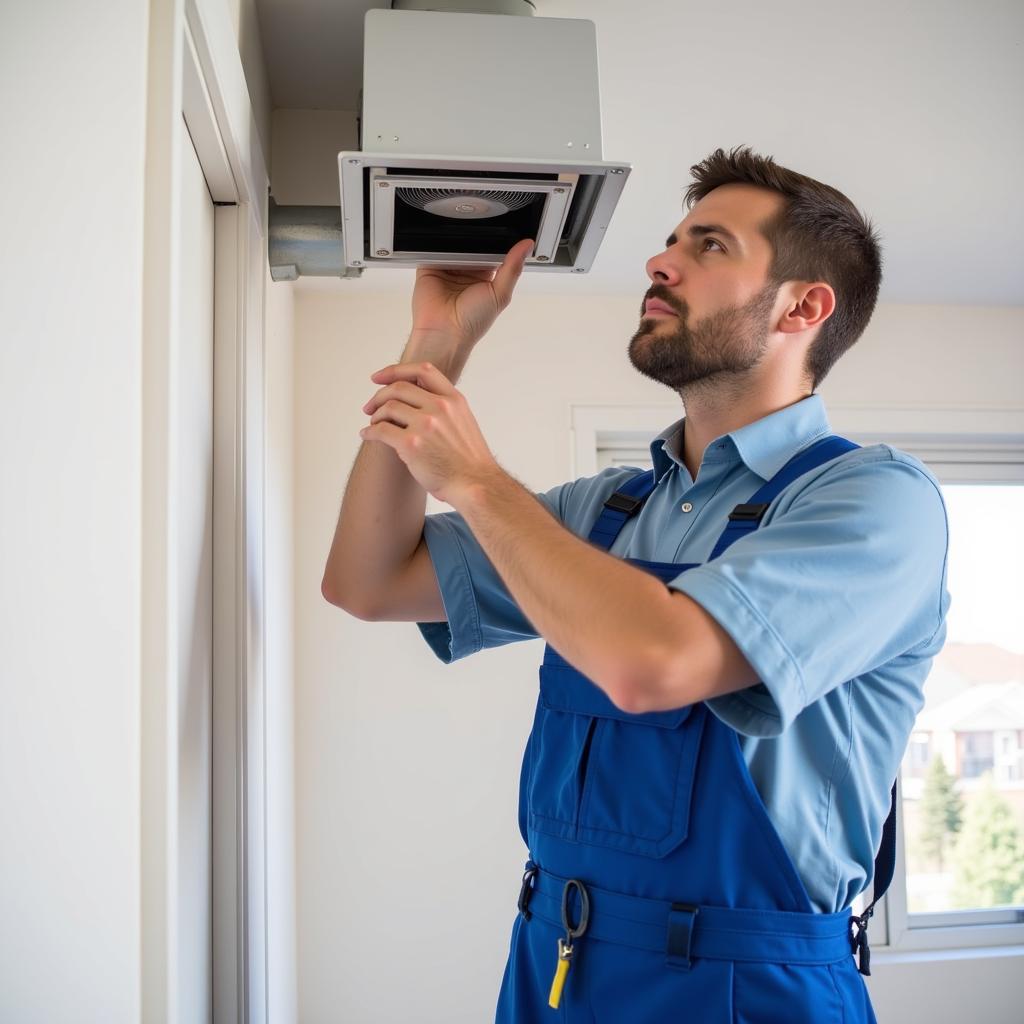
[684,146,883,389]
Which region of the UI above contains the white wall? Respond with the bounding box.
[0,1,287,1021]
[294,284,1024,1023]
[0,3,149,1020]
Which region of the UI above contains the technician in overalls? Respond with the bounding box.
[322,146,950,1022]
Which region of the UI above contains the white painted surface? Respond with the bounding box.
[0,2,149,1020]
[226,0,273,165]
[271,108,358,205]
[294,285,1024,1023]
[176,117,216,1024]
[868,948,1024,1021]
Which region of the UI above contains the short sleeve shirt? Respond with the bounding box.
[416,395,951,913]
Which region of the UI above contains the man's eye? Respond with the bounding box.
[702,238,725,253]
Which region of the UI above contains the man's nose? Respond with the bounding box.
[645,249,681,285]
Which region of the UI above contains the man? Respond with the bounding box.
[322,146,950,1022]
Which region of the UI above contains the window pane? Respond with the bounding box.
[902,484,1024,914]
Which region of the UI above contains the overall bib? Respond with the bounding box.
[495,436,883,1024]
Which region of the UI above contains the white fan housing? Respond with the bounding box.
[337,8,631,273]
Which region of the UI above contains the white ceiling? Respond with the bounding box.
[256,0,1024,304]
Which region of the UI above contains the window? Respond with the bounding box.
[899,483,1024,932]
[905,733,931,778]
[959,731,995,780]
[575,403,1024,951]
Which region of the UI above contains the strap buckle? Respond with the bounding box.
[850,907,874,976]
[603,491,644,515]
[518,863,538,920]
[727,502,770,522]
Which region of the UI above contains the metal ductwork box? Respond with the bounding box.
[269,4,630,281]
[334,5,630,277]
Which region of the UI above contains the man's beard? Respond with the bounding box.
[628,282,779,391]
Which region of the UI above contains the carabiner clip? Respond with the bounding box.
[560,878,591,942]
[548,880,591,1010]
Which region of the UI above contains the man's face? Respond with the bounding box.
[628,184,784,390]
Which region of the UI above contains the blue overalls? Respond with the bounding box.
[496,436,886,1023]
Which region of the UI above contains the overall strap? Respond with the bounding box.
[851,779,898,976]
[707,435,860,562]
[588,469,657,549]
[700,431,896,974]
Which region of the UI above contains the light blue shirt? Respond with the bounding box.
[417,395,951,913]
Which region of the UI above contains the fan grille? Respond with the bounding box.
[397,187,535,219]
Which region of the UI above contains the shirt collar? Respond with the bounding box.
[649,395,831,483]
[649,418,685,482]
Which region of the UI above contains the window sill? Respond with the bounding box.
[871,943,1024,966]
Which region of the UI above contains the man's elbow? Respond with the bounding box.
[608,684,668,717]
[607,683,650,716]
[321,575,376,621]
[320,574,346,609]
[606,651,686,716]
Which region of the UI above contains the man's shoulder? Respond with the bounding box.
[773,439,948,537]
[798,439,943,496]
[838,439,937,472]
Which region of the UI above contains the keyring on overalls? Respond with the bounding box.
[560,878,591,946]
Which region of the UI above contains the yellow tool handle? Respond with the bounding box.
[547,955,571,1010]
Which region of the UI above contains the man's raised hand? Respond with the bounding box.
[409,238,534,347]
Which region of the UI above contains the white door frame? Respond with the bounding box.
[141,0,269,1020]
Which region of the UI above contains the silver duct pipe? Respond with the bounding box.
[268,202,359,281]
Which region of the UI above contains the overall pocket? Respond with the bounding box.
[528,648,706,858]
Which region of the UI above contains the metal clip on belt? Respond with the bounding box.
[547,879,590,1010]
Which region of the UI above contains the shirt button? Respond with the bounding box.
[681,502,693,513]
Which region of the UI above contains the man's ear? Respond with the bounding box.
[777,282,835,335]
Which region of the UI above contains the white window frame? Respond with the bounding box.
[572,402,1024,955]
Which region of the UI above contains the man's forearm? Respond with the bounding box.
[321,439,427,612]
[452,467,682,710]
[321,331,470,611]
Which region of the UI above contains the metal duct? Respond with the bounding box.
[268,202,358,281]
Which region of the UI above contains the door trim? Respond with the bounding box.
[141,0,269,1020]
